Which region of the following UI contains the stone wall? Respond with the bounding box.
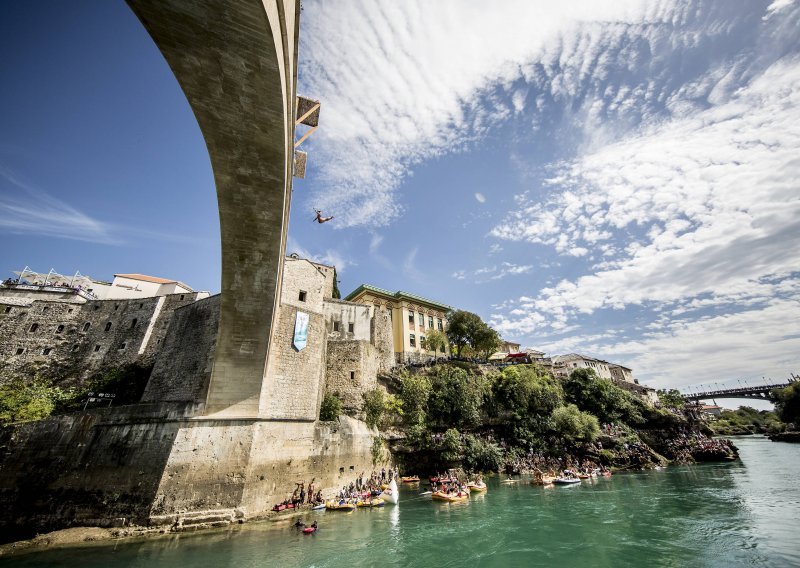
[370,306,395,370]
[0,293,202,384]
[260,303,327,420]
[324,340,382,413]
[323,298,372,341]
[0,408,384,540]
[142,295,221,404]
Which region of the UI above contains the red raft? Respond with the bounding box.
[302,527,316,534]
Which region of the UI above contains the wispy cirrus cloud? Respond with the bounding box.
[300,0,794,228]
[0,165,118,243]
[490,56,800,337]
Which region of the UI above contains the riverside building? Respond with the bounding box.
[343,284,452,364]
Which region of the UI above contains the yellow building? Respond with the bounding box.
[344,284,452,364]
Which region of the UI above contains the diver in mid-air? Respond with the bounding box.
[313,209,334,224]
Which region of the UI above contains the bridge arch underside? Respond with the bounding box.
[127,0,299,417]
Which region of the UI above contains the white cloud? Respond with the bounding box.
[286,236,352,272]
[491,57,800,336]
[0,166,119,244]
[299,0,695,227]
[474,192,486,204]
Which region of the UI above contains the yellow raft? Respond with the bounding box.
[431,491,469,502]
[356,498,385,508]
[326,500,356,511]
[467,483,487,493]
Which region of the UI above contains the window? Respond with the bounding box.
[94,344,101,352]
[3,306,11,314]
[348,322,354,333]
[93,305,100,311]
[180,294,185,300]
[42,348,52,356]
[29,323,39,333]
[42,306,49,313]
[15,348,24,355]
[437,318,443,331]
[440,345,446,353]
[408,311,414,324]
[298,290,307,302]
[409,333,416,347]
[350,371,355,381]
[420,336,425,349]
[118,342,127,350]
[114,304,119,311]
[419,313,424,326]
[56,324,65,334]
[104,322,112,332]
[130,318,138,329]
[333,321,340,332]
[429,316,434,328]
[82,322,91,332]
[68,308,74,314]
[71,344,80,352]
[139,303,144,308]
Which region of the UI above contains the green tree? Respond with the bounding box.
[440,427,463,463]
[445,310,482,357]
[427,365,488,428]
[421,329,449,361]
[563,368,647,426]
[551,404,600,444]
[773,382,800,427]
[0,377,60,423]
[363,388,385,429]
[331,268,341,299]
[657,388,685,409]
[472,326,501,360]
[319,392,342,421]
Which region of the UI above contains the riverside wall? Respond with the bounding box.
[0,407,382,540]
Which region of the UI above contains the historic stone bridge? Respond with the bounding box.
[128,0,299,417]
[683,379,796,402]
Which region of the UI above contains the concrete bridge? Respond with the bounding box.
[127,0,299,417]
[683,379,796,402]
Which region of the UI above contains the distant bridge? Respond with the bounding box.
[683,377,797,402]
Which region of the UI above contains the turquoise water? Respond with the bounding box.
[2,436,798,567]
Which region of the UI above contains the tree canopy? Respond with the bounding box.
[445,309,500,358]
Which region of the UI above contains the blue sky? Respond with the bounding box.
[1,1,798,396]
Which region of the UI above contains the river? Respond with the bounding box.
[1,435,798,567]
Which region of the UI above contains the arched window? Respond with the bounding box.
[56,324,65,334]
[105,322,112,332]
[29,323,39,332]
[83,322,91,332]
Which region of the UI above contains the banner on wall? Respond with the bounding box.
[293,311,309,351]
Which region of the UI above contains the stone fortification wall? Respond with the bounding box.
[370,306,395,370]
[0,293,201,384]
[325,340,383,413]
[142,295,221,404]
[324,298,372,341]
[260,303,327,420]
[0,409,384,540]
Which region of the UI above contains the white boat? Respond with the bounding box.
[381,479,399,504]
[553,477,581,485]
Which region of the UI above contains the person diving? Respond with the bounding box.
[313,209,334,224]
